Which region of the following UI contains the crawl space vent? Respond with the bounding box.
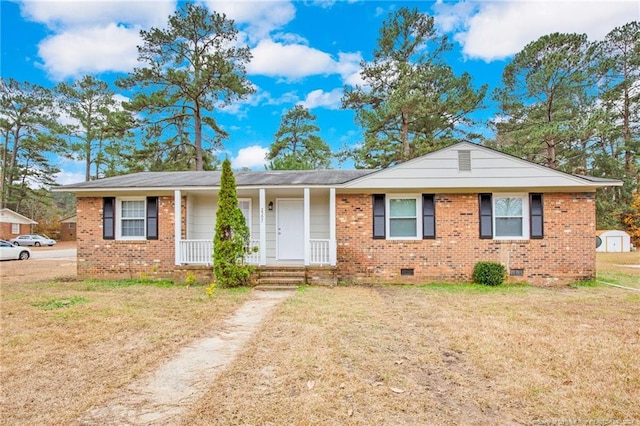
[510,269,524,277]
[400,268,415,276]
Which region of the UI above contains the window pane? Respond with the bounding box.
[390,218,417,237]
[122,200,145,218]
[495,198,522,216]
[495,218,523,237]
[390,199,416,217]
[122,219,145,237]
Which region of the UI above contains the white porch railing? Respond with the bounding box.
[178,239,261,265]
[179,240,213,265]
[309,239,330,265]
[244,239,260,265]
[178,239,330,266]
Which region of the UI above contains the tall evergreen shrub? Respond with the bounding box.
[213,159,251,287]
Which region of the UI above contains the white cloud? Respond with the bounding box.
[299,88,343,110]
[20,0,175,29]
[20,0,176,81]
[433,0,477,33]
[203,0,295,41]
[247,39,362,83]
[54,169,85,185]
[38,23,140,80]
[434,1,639,62]
[247,39,335,79]
[231,145,269,169]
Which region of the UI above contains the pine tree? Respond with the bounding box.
[117,3,253,171]
[267,105,332,170]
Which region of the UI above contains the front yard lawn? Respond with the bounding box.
[1,253,638,424]
[184,284,639,425]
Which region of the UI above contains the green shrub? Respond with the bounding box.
[472,262,506,286]
[214,159,253,288]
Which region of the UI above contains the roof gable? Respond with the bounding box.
[343,142,622,191]
[0,208,37,224]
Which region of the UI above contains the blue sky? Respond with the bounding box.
[1,0,637,184]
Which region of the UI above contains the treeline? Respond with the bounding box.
[0,5,637,232]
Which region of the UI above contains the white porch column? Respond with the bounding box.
[259,188,267,266]
[329,187,336,266]
[304,187,310,266]
[174,190,182,265]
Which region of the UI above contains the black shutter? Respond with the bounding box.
[479,193,493,239]
[103,197,115,240]
[530,193,544,239]
[372,194,385,239]
[146,197,159,240]
[422,194,436,239]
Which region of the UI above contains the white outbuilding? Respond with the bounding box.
[596,230,632,252]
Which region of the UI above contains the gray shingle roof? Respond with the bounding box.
[56,170,375,189]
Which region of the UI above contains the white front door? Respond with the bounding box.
[277,199,304,261]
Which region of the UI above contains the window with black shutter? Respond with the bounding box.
[529,193,544,239]
[479,194,493,239]
[372,194,385,239]
[422,194,436,239]
[103,197,115,240]
[146,197,159,240]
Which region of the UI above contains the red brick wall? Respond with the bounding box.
[59,223,76,241]
[76,197,178,280]
[336,192,596,286]
[0,223,32,240]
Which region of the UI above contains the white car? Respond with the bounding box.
[0,240,31,260]
[9,234,56,247]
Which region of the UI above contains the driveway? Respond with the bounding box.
[0,241,77,284]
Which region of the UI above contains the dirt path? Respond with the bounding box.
[76,290,294,425]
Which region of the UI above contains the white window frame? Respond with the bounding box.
[116,197,146,240]
[493,193,529,240]
[11,223,20,234]
[386,194,422,240]
[238,198,252,233]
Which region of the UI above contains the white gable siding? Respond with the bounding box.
[343,143,601,191]
[0,209,37,225]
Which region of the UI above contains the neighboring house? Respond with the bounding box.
[596,230,632,253]
[59,215,77,241]
[53,142,622,286]
[0,208,37,241]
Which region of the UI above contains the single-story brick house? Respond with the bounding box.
[59,215,77,241]
[54,142,621,286]
[0,208,37,241]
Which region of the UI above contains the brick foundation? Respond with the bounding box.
[336,192,596,286]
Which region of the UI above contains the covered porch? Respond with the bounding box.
[173,186,337,267]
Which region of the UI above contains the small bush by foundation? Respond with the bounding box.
[472,262,506,286]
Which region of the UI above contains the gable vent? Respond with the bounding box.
[458,150,471,171]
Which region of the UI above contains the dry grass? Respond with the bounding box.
[2,253,639,425]
[184,284,639,425]
[0,280,251,425]
[597,251,640,288]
